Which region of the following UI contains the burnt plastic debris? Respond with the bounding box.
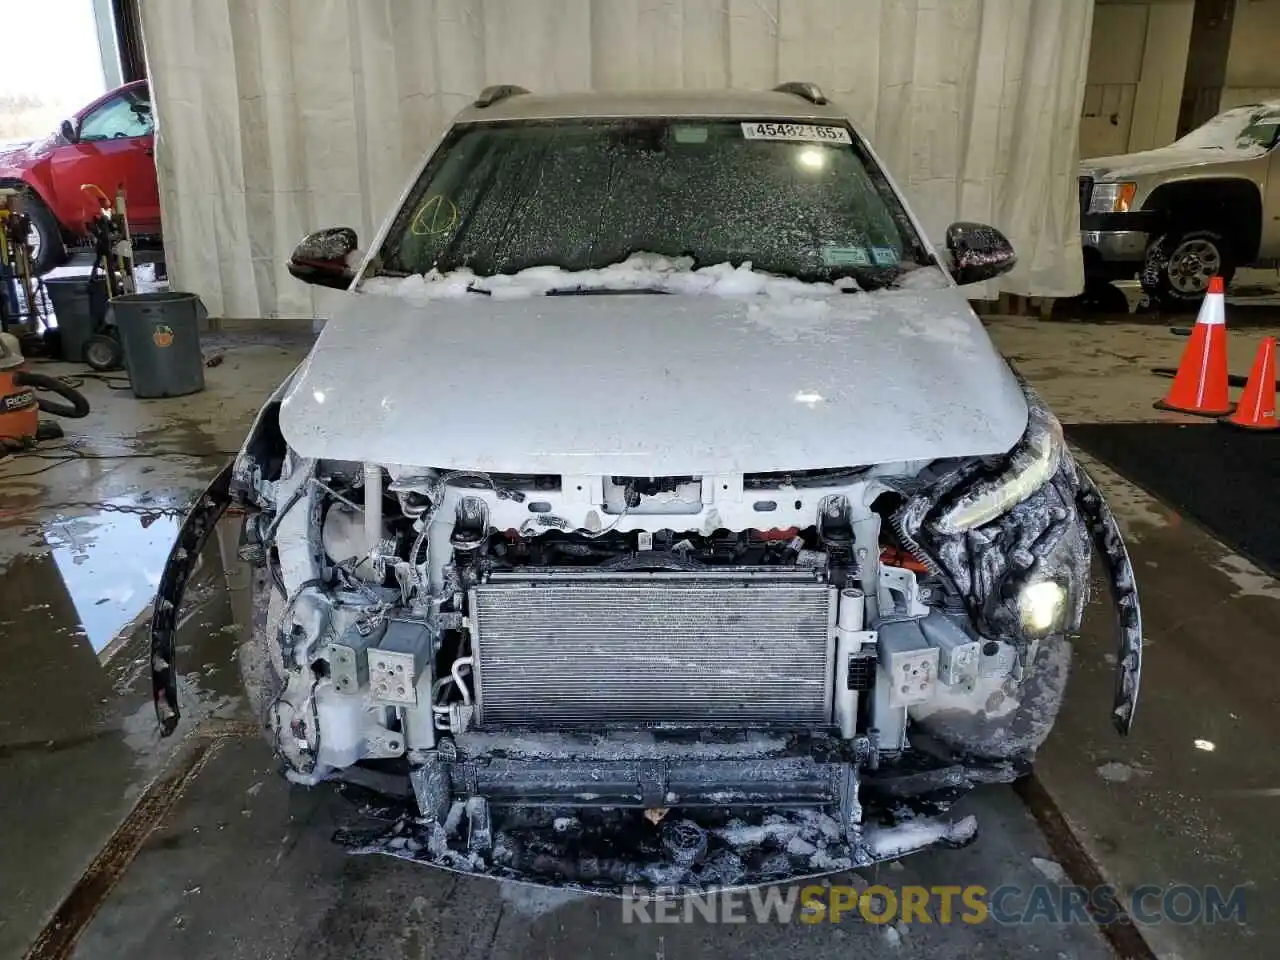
[336,800,979,896]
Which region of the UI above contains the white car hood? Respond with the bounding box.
[279,287,1027,474]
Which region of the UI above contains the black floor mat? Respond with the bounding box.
[1065,423,1280,577]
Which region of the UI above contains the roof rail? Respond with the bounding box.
[474,84,530,109]
[772,81,829,106]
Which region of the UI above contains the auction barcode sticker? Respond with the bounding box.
[741,122,852,143]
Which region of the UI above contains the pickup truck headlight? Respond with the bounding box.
[930,399,1064,535]
[1087,181,1137,214]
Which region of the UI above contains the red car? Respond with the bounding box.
[0,80,161,274]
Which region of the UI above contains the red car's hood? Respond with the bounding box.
[0,133,59,170]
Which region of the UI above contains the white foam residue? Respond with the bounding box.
[786,835,818,857]
[715,819,799,848]
[894,265,950,291]
[863,815,977,859]
[1031,856,1068,883]
[442,800,466,834]
[1213,553,1280,599]
[498,881,588,919]
[455,730,788,761]
[365,255,976,356]
[1096,760,1150,784]
[807,849,852,871]
[364,252,867,303]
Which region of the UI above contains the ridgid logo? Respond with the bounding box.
[620,884,1248,926]
[2,390,35,411]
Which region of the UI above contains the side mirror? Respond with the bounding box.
[287,227,359,290]
[944,221,1017,286]
[59,118,78,143]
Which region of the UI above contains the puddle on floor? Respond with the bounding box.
[0,512,250,744]
[39,503,182,654]
[0,517,255,959]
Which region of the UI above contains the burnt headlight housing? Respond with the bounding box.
[907,384,1090,645]
[929,393,1063,536]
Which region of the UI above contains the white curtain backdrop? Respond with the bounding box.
[139,0,1094,319]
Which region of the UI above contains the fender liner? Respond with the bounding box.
[150,463,234,736]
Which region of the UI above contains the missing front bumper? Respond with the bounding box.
[330,730,985,894]
[339,800,979,895]
[414,731,864,815]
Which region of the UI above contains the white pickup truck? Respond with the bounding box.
[1081,101,1280,304]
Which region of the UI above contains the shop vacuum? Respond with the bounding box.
[0,332,89,452]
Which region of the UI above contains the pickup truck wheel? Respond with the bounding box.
[1141,230,1235,305]
[22,193,68,275]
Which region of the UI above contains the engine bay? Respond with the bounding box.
[237,453,1054,785]
[145,383,1141,891]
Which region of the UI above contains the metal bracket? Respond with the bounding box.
[466,796,492,853]
[638,763,668,807]
[409,757,452,823]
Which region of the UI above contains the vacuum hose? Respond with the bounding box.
[13,372,90,419]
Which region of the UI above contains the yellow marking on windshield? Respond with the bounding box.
[410,195,459,236]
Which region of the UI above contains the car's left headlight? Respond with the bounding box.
[930,398,1064,535]
[1087,181,1137,214]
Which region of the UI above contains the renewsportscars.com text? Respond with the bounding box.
[620,884,1247,926]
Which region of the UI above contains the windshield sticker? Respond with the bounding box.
[410,195,459,237]
[870,246,899,266]
[822,246,870,266]
[741,122,852,144]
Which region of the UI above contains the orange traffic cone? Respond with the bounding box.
[1155,276,1232,416]
[1222,337,1278,430]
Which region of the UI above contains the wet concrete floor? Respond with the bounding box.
[0,333,307,959]
[1,320,1275,958]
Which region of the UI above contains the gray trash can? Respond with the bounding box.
[111,292,207,399]
[45,276,108,363]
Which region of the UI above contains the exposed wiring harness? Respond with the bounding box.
[400,470,525,596]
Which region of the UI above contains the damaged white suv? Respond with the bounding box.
[151,83,1142,892]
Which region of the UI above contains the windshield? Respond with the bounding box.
[375,118,927,289]
[1175,105,1280,153]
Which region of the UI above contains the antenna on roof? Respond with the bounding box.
[474,85,530,109]
[772,82,829,106]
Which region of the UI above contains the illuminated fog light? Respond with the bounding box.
[1018,581,1067,636]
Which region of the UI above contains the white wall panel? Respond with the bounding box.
[140,0,1095,317]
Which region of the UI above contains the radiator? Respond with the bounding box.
[469,569,838,727]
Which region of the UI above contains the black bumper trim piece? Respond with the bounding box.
[149,463,234,736]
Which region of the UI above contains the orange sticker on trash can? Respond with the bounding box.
[152,324,174,348]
